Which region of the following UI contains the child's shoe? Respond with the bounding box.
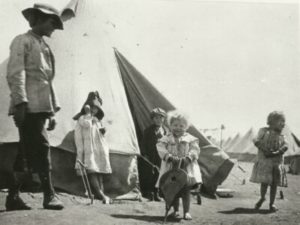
[269,204,278,212]
[254,198,265,209]
[183,212,192,220]
[170,211,180,219]
[103,196,113,204]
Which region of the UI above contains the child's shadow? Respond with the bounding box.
[219,207,272,215]
[111,214,180,223]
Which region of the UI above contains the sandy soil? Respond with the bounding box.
[0,162,300,225]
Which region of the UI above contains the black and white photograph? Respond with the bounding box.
[0,0,299,224]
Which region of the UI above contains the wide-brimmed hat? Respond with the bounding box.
[73,91,104,121]
[22,3,63,30]
[150,107,166,119]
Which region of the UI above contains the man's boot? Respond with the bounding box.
[5,173,31,211]
[5,193,31,211]
[39,172,64,210]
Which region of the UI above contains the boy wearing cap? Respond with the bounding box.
[141,108,167,201]
[6,3,64,210]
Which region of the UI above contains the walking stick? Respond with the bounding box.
[138,154,160,173]
[77,159,94,204]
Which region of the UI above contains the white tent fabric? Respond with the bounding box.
[226,128,255,157]
[0,0,236,195]
[0,0,140,156]
[0,0,142,196]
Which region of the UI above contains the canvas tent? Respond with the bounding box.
[224,126,300,170]
[223,133,240,152]
[282,129,300,174]
[0,0,234,196]
[222,137,232,150]
[226,129,255,159]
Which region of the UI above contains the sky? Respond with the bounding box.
[0,0,299,140]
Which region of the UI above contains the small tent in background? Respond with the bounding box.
[223,133,241,152]
[222,137,232,150]
[0,0,233,197]
[227,127,300,171]
[283,128,300,175]
[226,129,255,158]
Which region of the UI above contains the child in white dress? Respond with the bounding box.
[156,110,202,220]
[74,92,112,204]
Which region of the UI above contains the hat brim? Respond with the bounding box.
[22,8,63,30]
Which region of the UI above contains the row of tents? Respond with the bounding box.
[0,0,234,198]
[223,128,300,174]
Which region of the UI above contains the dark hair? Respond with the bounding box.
[267,111,285,126]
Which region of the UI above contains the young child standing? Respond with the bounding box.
[141,107,167,201]
[250,111,288,212]
[156,110,202,220]
[74,92,112,204]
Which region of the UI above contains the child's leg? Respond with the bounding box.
[97,174,104,192]
[97,174,111,204]
[195,183,202,205]
[173,197,180,212]
[255,183,268,209]
[269,183,278,211]
[88,173,106,200]
[182,188,192,220]
[170,197,180,218]
[260,183,268,199]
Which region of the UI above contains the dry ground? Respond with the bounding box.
[0,162,300,225]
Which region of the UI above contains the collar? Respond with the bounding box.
[28,30,44,42]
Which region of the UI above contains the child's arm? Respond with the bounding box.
[253,128,267,149]
[268,135,289,157]
[141,129,150,158]
[253,128,274,157]
[187,140,200,162]
[156,137,174,162]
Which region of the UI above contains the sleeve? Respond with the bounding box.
[188,139,200,161]
[156,136,171,161]
[74,122,84,169]
[6,36,28,106]
[141,129,149,157]
[279,135,289,153]
[253,128,267,149]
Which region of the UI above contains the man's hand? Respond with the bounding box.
[13,103,27,128]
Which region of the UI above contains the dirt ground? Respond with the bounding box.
[0,162,300,225]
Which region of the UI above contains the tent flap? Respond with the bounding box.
[114,49,234,193]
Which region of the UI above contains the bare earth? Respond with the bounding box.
[0,162,299,225]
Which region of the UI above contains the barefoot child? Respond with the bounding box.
[250,111,288,212]
[74,92,112,204]
[156,110,202,220]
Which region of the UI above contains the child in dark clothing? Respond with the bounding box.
[141,107,167,201]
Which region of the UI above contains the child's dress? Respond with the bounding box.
[155,132,202,187]
[74,114,112,174]
[250,127,287,187]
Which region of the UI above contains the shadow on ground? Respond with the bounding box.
[111,214,181,223]
[218,207,273,215]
